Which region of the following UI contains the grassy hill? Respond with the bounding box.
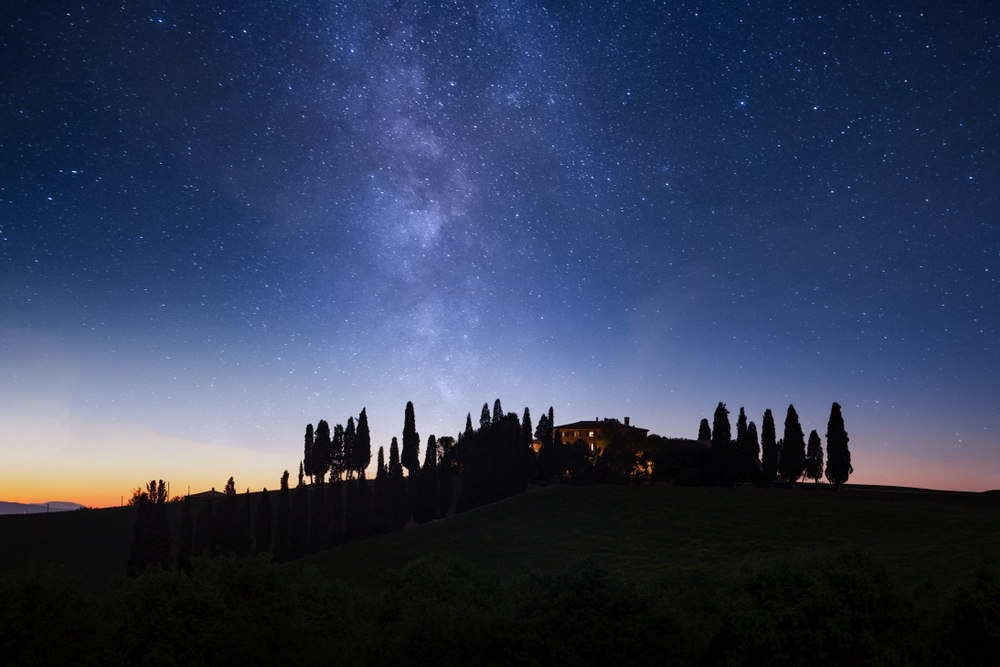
[299,483,1000,592]
[2,483,999,593]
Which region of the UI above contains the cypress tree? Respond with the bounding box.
[354,408,372,478]
[492,399,503,425]
[761,409,778,485]
[343,477,360,542]
[273,471,291,563]
[419,435,439,523]
[177,493,194,573]
[254,488,272,556]
[735,407,748,483]
[388,436,407,530]
[313,419,332,483]
[303,423,315,481]
[806,429,824,486]
[213,477,238,555]
[779,405,806,487]
[711,402,733,482]
[438,436,454,518]
[343,417,356,479]
[373,447,390,535]
[521,407,534,488]
[401,401,420,475]
[744,421,761,483]
[289,462,309,560]
[825,402,852,490]
[331,423,345,482]
[698,418,712,441]
[464,413,474,440]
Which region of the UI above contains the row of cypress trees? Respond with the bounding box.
[701,401,852,488]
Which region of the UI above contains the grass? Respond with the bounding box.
[2,483,999,593]
[299,483,1000,592]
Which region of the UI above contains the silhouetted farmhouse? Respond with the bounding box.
[553,417,649,453]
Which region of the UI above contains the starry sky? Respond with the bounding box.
[2,1,998,505]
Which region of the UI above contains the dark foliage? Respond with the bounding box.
[354,409,372,478]
[176,494,194,573]
[3,548,973,667]
[698,418,712,441]
[779,405,806,486]
[402,401,421,476]
[126,480,170,577]
[710,551,918,666]
[761,409,778,485]
[825,402,853,489]
[289,464,309,560]
[417,435,439,524]
[805,429,824,485]
[273,470,291,564]
[254,488,272,556]
[711,402,734,482]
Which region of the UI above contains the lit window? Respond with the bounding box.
[589,431,595,437]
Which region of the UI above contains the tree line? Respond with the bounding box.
[699,401,852,489]
[127,399,853,574]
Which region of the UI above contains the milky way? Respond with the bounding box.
[2,2,998,500]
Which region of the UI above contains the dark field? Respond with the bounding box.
[3,483,999,592]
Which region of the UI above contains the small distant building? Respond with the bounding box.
[188,487,224,499]
[553,417,649,453]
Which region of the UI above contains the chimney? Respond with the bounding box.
[624,417,630,426]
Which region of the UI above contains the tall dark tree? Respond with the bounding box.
[273,470,291,563]
[492,398,503,425]
[805,429,824,486]
[418,435,438,523]
[779,404,806,486]
[354,408,372,478]
[388,436,407,530]
[521,407,534,489]
[303,423,315,481]
[463,413,474,440]
[825,402,853,490]
[254,488,272,556]
[761,409,778,485]
[373,446,390,535]
[401,401,421,476]
[214,477,238,555]
[479,403,491,431]
[743,421,761,483]
[711,402,734,482]
[177,493,194,573]
[126,480,170,576]
[331,422,345,481]
[698,418,712,441]
[289,462,309,560]
[535,407,559,483]
[313,419,332,483]
[343,417,356,479]
[438,436,455,518]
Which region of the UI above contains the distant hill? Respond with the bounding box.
[0,501,85,515]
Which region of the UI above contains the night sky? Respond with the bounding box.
[2,1,998,504]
